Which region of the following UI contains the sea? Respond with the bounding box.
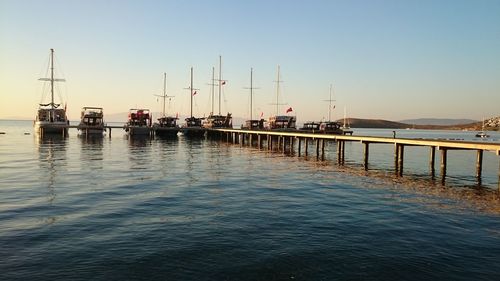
[1,120,499,281]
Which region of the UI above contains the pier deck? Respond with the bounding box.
[211,128,500,188]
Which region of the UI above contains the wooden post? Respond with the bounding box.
[282,136,286,155]
[440,148,447,184]
[257,135,261,149]
[430,146,436,178]
[249,134,253,147]
[476,150,483,181]
[290,137,294,154]
[305,138,309,156]
[298,138,302,156]
[337,140,343,165]
[316,139,320,159]
[321,139,325,161]
[341,140,345,165]
[394,144,399,174]
[363,142,369,170]
[269,135,272,150]
[397,144,404,176]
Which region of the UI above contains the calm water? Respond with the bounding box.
[1,120,499,280]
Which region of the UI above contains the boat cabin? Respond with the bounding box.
[241,119,265,130]
[80,107,104,127]
[268,115,297,130]
[156,116,178,128]
[128,109,152,127]
[184,117,203,128]
[203,113,232,128]
[320,121,343,134]
[300,122,321,132]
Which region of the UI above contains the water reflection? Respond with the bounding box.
[79,134,104,171]
[36,135,67,204]
[127,135,153,170]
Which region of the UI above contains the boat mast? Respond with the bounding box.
[162,73,166,117]
[39,49,66,109]
[325,84,336,122]
[211,66,215,114]
[50,48,55,108]
[274,65,284,115]
[218,55,222,115]
[190,67,194,118]
[250,68,253,121]
[343,106,347,128]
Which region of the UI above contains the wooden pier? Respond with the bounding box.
[209,129,500,188]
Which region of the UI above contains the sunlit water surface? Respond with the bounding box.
[1,121,499,280]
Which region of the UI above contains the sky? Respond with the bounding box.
[1,0,499,122]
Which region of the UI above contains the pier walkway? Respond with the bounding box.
[209,129,500,187]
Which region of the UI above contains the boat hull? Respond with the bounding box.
[78,126,106,136]
[125,126,152,136]
[34,121,68,135]
[181,127,206,138]
[154,127,179,138]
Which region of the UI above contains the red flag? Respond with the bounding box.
[192,91,197,96]
[176,112,179,118]
[260,112,263,118]
[286,107,293,113]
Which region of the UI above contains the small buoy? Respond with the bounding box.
[24,132,31,135]
[0,132,5,134]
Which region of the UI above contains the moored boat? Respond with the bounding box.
[203,56,232,130]
[153,73,179,137]
[77,107,105,135]
[241,68,265,130]
[299,121,321,133]
[124,109,152,136]
[267,65,296,131]
[34,49,69,136]
[181,67,205,137]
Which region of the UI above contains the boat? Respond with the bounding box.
[181,67,205,137]
[124,108,152,136]
[475,118,490,138]
[299,121,321,133]
[153,73,179,137]
[300,84,343,135]
[267,65,297,131]
[34,49,69,136]
[203,56,233,130]
[77,107,105,135]
[320,121,343,134]
[241,68,265,130]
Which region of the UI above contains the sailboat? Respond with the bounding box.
[320,84,343,134]
[241,68,265,130]
[34,49,69,136]
[203,56,232,129]
[181,67,205,137]
[153,73,179,137]
[475,118,489,138]
[267,65,296,130]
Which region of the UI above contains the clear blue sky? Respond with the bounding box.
[1,0,499,122]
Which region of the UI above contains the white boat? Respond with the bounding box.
[77,107,106,135]
[475,118,490,138]
[267,65,296,130]
[34,49,69,136]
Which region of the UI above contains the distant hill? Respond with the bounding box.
[339,118,407,129]
[398,118,478,126]
[336,118,484,130]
